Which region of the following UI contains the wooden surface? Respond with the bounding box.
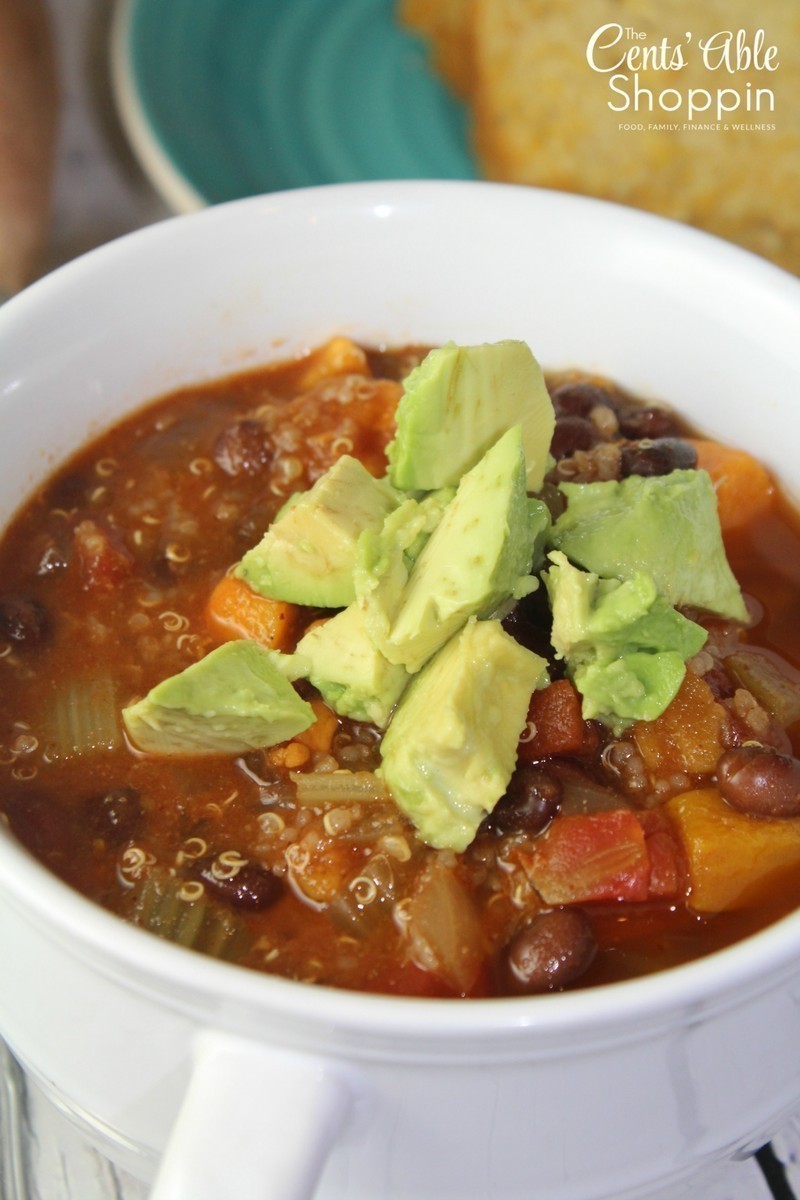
[40,0,168,280]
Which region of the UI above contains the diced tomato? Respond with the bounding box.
[518,679,599,761]
[638,810,686,899]
[73,519,134,591]
[529,809,651,904]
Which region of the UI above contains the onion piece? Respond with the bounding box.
[402,860,485,995]
[726,649,800,728]
[550,761,632,816]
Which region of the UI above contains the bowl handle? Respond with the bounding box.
[149,1029,353,1200]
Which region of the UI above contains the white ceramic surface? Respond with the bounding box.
[1,182,800,1200]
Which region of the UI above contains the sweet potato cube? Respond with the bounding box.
[294,697,339,755]
[666,787,800,912]
[688,439,775,533]
[206,574,298,651]
[295,337,370,389]
[633,671,728,777]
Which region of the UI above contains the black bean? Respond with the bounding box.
[213,420,270,476]
[536,481,567,523]
[500,908,597,995]
[617,406,678,439]
[193,854,283,911]
[551,382,615,418]
[717,745,800,818]
[550,415,597,461]
[620,438,698,478]
[0,594,51,648]
[83,786,144,846]
[502,588,555,659]
[483,765,561,836]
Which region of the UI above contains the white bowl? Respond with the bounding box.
[1,181,800,1200]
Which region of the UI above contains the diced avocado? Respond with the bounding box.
[295,604,409,728]
[358,487,456,588]
[399,487,457,564]
[575,653,688,729]
[527,496,552,574]
[550,470,748,622]
[352,488,456,665]
[544,550,708,731]
[273,489,305,521]
[354,487,550,676]
[387,340,555,491]
[358,426,544,673]
[378,618,549,851]
[122,640,314,756]
[235,455,399,608]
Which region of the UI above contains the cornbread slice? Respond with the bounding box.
[399,0,476,95]
[469,0,800,274]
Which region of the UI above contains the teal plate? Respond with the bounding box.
[111,0,477,211]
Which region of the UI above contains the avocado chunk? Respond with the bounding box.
[544,550,708,731]
[550,470,748,622]
[353,488,456,663]
[387,340,555,491]
[357,426,545,673]
[395,487,457,565]
[295,604,409,728]
[235,455,399,608]
[357,487,456,593]
[378,618,548,850]
[122,641,314,756]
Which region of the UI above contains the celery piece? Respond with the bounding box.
[47,674,121,760]
[290,769,389,807]
[130,871,252,962]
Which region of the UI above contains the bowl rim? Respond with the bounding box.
[9,177,800,314]
[2,179,800,1045]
